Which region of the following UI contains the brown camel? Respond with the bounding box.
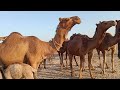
[67,20,116,79]
[96,20,120,74]
[0,16,81,79]
[57,40,79,70]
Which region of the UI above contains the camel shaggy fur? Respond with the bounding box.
[4,63,36,79]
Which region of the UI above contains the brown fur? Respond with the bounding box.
[0,16,81,79]
[58,40,79,70]
[67,20,116,79]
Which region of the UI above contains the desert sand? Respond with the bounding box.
[38,45,120,79]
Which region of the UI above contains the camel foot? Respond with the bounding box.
[71,72,75,77]
[91,66,95,70]
[82,68,85,72]
[91,76,95,79]
[76,64,79,66]
[44,66,46,69]
[79,76,83,79]
[105,66,109,69]
[65,66,68,69]
[97,64,102,68]
[100,71,105,75]
[112,70,116,73]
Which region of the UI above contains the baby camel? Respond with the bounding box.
[4,63,36,79]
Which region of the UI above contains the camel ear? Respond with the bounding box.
[96,24,98,26]
[116,20,119,23]
[59,18,62,22]
[66,18,70,20]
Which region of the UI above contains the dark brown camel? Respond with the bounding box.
[57,40,78,70]
[96,20,120,74]
[0,16,81,79]
[67,20,116,79]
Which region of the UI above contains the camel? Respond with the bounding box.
[0,16,81,79]
[96,20,120,74]
[57,40,79,70]
[117,20,120,59]
[4,63,36,79]
[67,20,116,79]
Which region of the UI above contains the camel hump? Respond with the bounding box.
[104,33,113,43]
[2,32,25,44]
[105,33,113,37]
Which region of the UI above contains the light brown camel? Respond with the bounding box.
[96,20,120,74]
[4,63,36,79]
[67,20,116,79]
[0,16,81,79]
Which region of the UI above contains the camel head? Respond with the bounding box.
[54,16,81,49]
[115,20,120,39]
[96,20,116,34]
[115,20,120,34]
[57,16,81,31]
[70,16,81,24]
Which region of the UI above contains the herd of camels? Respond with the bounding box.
[0,16,120,79]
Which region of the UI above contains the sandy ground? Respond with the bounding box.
[38,45,120,79]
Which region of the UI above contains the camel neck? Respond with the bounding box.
[109,33,120,47]
[87,27,111,51]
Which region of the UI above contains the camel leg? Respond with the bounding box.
[65,51,67,60]
[30,63,39,79]
[89,51,95,70]
[102,51,106,74]
[111,48,116,73]
[43,59,46,69]
[60,53,65,70]
[88,52,94,79]
[69,54,74,77]
[65,58,68,69]
[65,51,68,69]
[79,55,84,79]
[97,49,102,68]
[74,56,79,66]
[58,51,61,65]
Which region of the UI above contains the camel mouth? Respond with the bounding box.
[77,20,81,24]
[110,21,117,26]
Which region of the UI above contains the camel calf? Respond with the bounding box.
[4,63,36,79]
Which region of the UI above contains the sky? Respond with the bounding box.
[0,11,120,41]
